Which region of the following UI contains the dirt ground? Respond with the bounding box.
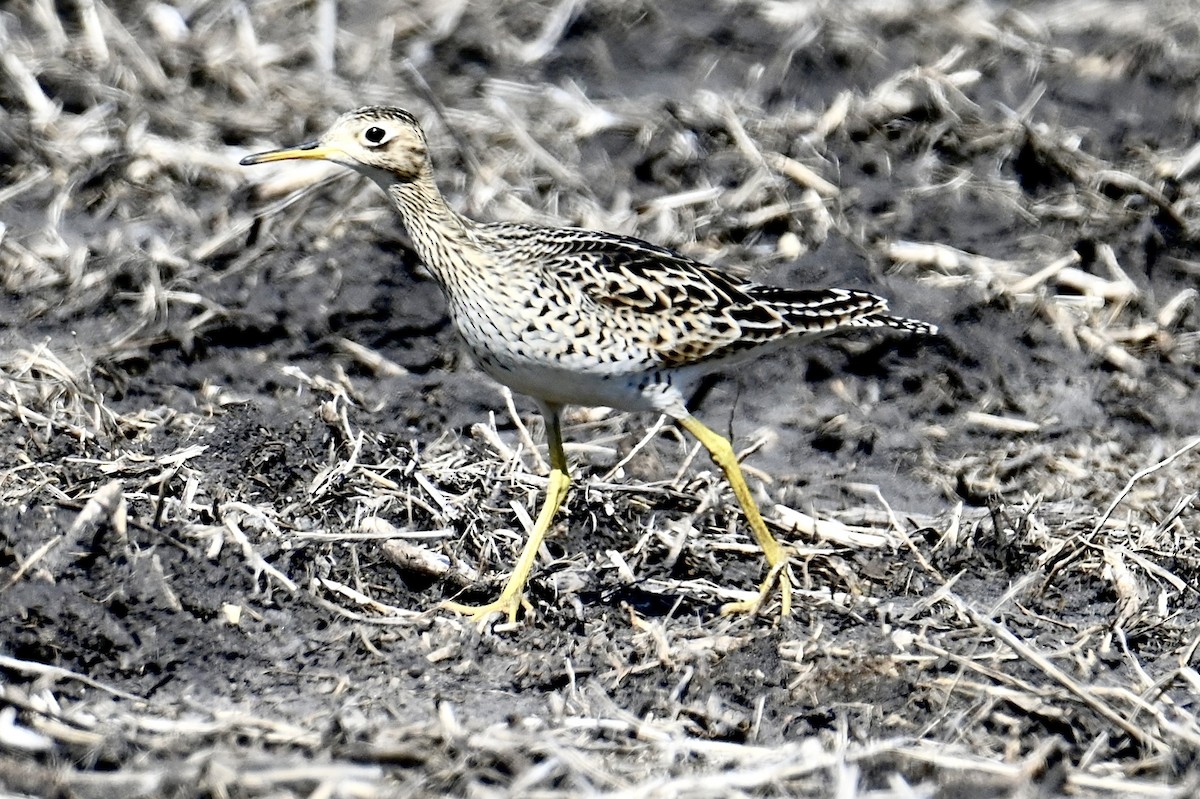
[3,1,1200,796]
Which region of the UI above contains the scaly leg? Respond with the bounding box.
[443,403,571,626]
[677,415,792,616]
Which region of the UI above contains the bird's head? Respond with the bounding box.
[241,106,430,183]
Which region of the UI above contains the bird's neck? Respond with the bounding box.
[383,167,483,287]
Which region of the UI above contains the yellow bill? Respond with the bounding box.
[240,141,334,166]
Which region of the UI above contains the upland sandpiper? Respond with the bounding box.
[241,106,936,625]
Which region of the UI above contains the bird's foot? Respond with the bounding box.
[442,592,532,630]
[720,563,792,618]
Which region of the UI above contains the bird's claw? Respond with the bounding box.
[442,593,532,630]
[720,564,792,618]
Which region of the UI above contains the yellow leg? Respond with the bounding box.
[677,416,792,617]
[443,404,571,627]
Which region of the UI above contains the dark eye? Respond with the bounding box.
[364,126,387,144]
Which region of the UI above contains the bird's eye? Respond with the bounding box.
[363,126,387,145]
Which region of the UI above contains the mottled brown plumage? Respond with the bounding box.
[242,105,936,626]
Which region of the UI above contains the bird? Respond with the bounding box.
[240,105,936,626]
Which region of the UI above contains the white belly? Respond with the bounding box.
[477,355,682,413]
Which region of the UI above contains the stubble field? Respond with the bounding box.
[2,1,1200,796]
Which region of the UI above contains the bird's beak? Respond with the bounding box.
[240,140,335,166]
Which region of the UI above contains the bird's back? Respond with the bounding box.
[436,221,931,412]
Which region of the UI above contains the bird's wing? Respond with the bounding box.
[527,228,888,368]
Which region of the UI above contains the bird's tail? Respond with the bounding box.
[854,313,938,336]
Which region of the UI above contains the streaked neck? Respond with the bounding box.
[377,167,481,284]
